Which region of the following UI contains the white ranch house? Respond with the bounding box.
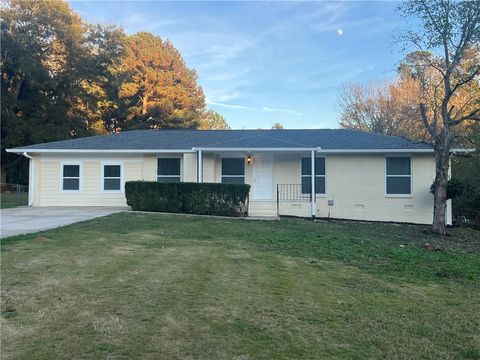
[7,129,452,224]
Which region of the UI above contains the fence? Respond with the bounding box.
[1,183,29,208]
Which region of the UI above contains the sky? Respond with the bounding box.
[70,1,407,129]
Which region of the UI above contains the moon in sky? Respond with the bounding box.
[337,29,343,36]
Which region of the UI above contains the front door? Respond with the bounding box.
[252,155,273,200]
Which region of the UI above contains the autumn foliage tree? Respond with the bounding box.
[338,78,429,140]
[339,0,480,234]
[398,0,479,234]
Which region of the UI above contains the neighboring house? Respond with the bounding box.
[7,129,451,224]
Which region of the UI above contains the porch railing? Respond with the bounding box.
[277,184,311,201]
[276,184,311,216]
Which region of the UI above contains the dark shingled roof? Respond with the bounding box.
[10,129,432,151]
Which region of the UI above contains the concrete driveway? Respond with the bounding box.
[0,207,128,238]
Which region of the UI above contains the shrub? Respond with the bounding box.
[125,181,250,217]
[430,178,465,200]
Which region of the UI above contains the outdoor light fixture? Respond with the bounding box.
[246,154,253,165]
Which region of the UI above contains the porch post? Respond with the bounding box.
[197,150,203,183]
[311,150,316,219]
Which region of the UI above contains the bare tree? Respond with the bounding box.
[338,79,429,140]
[398,0,480,234]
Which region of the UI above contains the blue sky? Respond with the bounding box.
[70,1,406,129]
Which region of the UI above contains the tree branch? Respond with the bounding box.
[450,108,480,126]
[451,65,480,95]
[419,103,436,137]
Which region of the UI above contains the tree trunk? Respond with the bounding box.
[1,165,7,184]
[432,145,450,234]
[141,94,149,115]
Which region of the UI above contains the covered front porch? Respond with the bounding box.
[192,147,322,217]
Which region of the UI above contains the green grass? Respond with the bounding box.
[0,193,28,208]
[1,213,479,359]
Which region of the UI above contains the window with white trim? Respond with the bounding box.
[301,157,325,194]
[221,158,245,184]
[386,157,411,195]
[103,164,122,191]
[62,164,80,191]
[157,158,181,182]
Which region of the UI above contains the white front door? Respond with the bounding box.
[252,155,273,200]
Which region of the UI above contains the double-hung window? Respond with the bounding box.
[221,158,245,184]
[62,164,81,191]
[102,164,122,191]
[301,157,325,194]
[386,156,411,195]
[157,158,181,182]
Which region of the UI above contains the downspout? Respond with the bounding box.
[446,155,453,226]
[198,150,203,183]
[311,150,316,219]
[192,148,203,183]
[22,152,34,206]
[311,147,322,219]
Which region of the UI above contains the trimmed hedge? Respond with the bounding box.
[125,181,250,217]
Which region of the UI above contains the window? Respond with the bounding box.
[386,157,411,195]
[103,164,122,191]
[62,164,80,191]
[301,157,325,194]
[157,158,181,182]
[221,158,245,184]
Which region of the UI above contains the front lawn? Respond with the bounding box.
[1,213,479,359]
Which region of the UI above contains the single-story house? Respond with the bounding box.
[7,129,451,225]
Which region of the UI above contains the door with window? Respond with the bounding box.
[252,155,273,200]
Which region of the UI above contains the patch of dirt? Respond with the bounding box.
[421,243,444,252]
[32,236,49,244]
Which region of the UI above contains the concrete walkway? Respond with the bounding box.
[0,207,128,238]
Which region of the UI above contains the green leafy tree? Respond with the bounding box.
[1,0,88,182]
[71,24,126,134]
[118,32,206,130]
[199,110,230,130]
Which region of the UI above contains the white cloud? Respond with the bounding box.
[206,101,255,110]
[207,101,301,116]
[261,106,302,116]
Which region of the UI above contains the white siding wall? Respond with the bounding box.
[35,153,185,206]
[322,154,434,224]
[31,152,435,224]
[211,153,435,223]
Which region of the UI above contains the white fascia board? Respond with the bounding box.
[192,147,432,153]
[192,147,322,152]
[451,148,477,154]
[6,147,435,154]
[6,148,195,154]
[319,148,434,153]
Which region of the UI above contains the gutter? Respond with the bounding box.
[450,148,477,154]
[6,149,196,154]
[191,147,323,152]
[5,147,436,154]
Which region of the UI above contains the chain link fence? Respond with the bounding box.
[1,183,29,208]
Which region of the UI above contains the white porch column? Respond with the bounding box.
[197,150,203,183]
[311,150,316,218]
